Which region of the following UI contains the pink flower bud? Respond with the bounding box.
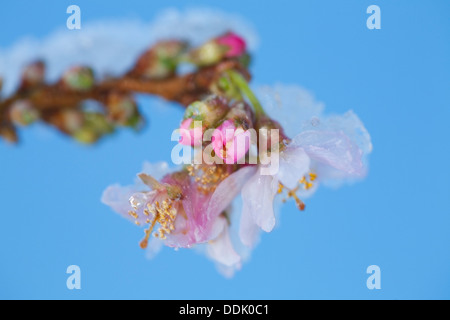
[179,118,203,146]
[212,120,251,164]
[217,32,246,57]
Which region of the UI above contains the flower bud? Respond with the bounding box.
[210,102,255,163]
[62,66,95,91]
[183,95,228,128]
[216,32,246,58]
[130,40,187,79]
[189,32,247,66]
[73,126,99,145]
[9,100,40,126]
[212,119,251,163]
[190,41,225,66]
[46,109,84,134]
[256,115,289,150]
[84,113,115,135]
[20,61,45,90]
[62,110,85,133]
[179,118,203,146]
[223,101,254,131]
[106,92,141,128]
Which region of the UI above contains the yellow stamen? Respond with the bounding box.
[278,172,317,211]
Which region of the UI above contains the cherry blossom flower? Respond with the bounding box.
[102,161,256,269]
[239,86,373,247]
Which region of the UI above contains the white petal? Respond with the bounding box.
[239,197,261,247]
[301,111,372,156]
[241,171,278,241]
[292,130,365,177]
[145,237,164,260]
[206,166,257,222]
[101,184,135,217]
[276,146,311,190]
[256,84,324,138]
[207,217,241,267]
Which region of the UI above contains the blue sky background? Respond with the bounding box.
[0,0,449,299]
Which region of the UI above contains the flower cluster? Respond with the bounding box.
[102,32,372,276]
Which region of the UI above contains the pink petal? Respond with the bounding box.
[179,118,203,146]
[166,166,257,247]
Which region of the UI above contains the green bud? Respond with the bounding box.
[106,92,140,127]
[73,127,99,144]
[189,41,225,67]
[62,66,95,91]
[84,113,114,135]
[131,40,187,79]
[9,100,40,126]
[183,95,229,128]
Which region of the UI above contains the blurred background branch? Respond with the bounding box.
[0,33,250,144]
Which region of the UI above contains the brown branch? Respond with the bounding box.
[0,58,250,143]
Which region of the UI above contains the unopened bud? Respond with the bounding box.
[216,32,246,58]
[20,60,45,90]
[183,95,228,128]
[189,32,247,66]
[84,113,114,135]
[256,115,289,147]
[106,92,140,127]
[73,126,99,145]
[46,109,84,134]
[130,40,187,79]
[212,119,251,163]
[62,66,95,91]
[179,118,203,146]
[9,100,40,126]
[223,101,254,131]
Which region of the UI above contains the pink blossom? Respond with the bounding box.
[102,161,256,269]
[212,120,251,164]
[179,118,203,146]
[217,32,246,57]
